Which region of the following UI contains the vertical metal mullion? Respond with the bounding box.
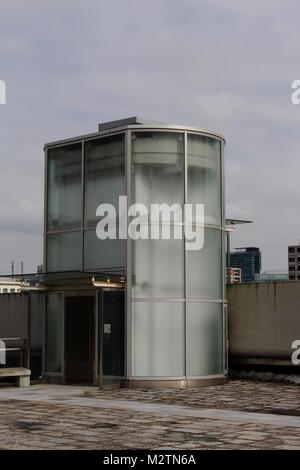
[95,289,99,384]
[226,231,231,284]
[125,129,131,381]
[62,292,65,383]
[220,141,226,375]
[27,294,31,370]
[221,141,225,300]
[42,294,46,377]
[43,148,48,272]
[99,290,104,388]
[184,131,187,382]
[81,140,85,271]
[224,304,228,374]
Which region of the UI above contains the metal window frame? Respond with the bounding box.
[98,287,126,387]
[81,140,85,271]
[125,129,131,380]
[44,141,84,272]
[220,140,227,375]
[45,133,127,274]
[128,130,225,381]
[43,147,48,272]
[44,124,225,149]
[183,131,188,381]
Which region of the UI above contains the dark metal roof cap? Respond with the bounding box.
[98,116,166,132]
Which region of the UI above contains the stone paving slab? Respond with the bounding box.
[0,380,300,449]
[4,388,300,429]
[88,378,300,415]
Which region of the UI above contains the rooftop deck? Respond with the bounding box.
[0,379,300,449]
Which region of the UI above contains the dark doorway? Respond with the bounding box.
[65,295,95,384]
[100,290,125,384]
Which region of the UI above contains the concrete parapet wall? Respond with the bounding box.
[227,281,300,360]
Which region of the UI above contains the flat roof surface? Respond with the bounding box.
[44,116,226,148]
[1,380,300,449]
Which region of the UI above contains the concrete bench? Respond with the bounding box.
[0,368,31,387]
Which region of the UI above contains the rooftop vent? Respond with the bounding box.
[98,116,166,132]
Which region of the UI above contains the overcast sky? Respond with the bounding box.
[0,0,300,274]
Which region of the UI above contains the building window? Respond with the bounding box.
[132,132,184,209]
[2,288,8,293]
[85,134,125,227]
[47,143,82,231]
[289,247,295,253]
[290,275,296,280]
[131,132,185,299]
[187,134,221,225]
[187,302,223,376]
[289,257,295,263]
[84,230,125,270]
[187,227,222,299]
[131,302,185,377]
[83,134,126,271]
[47,231,81,272]
[10,288,15,293]
[290,266,295,271]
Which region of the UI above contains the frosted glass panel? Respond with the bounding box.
[47,231,81,272]
[132,234,184,298]
[131,302,185,377]
[187,302,223,377]
[187,228,222,299]
[224,304,228,373]
[223,230,226,298]
[85,134,125,227]
[84,229,125,270]
[46,294,62,373]
[47,143,82,230]
[187,134,221,225]
[132,132,184,209]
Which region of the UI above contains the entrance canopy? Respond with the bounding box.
[0,271,125,288]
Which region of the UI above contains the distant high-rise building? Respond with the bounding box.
[230,247,261,283]
[288,244,300,280]
[37,264,43,274]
